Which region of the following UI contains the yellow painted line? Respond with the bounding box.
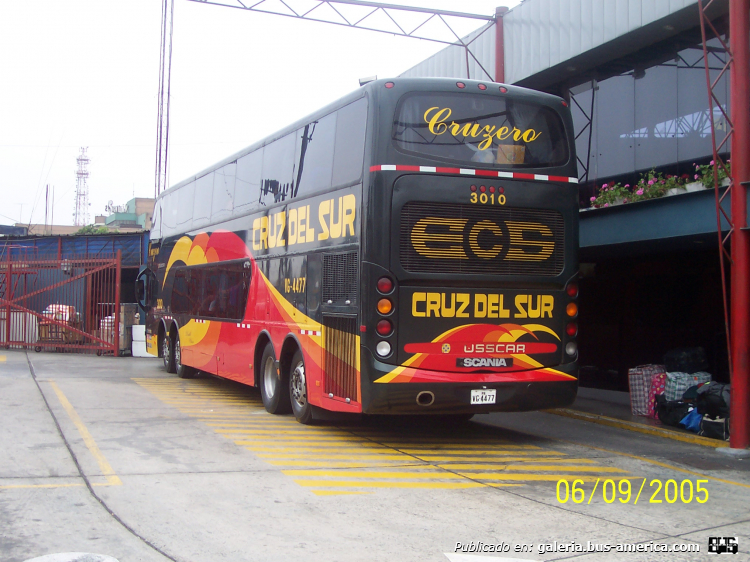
[241,445,393,452]
[283,470,461,478]
[268,461,424,467]
[206,426,354,434]
[0,355,6,362]
[569,442,750,490]
[549,408,730,448]
[48,381,122,486]
[257,453,411,460]
[311,490,372,496]
[436,459,599,468]
[394,447,547,453]
[218,433,368,442]
[380,443,541,449]
[449,474,634,482]
[294,480,491,489]
[440,464,628,473]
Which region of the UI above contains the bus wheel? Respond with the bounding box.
[260,342,290,414]
[289,350,313,424]
[162,331,176,373]
[174,334,195,379]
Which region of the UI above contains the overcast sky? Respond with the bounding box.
[0,0,519,227]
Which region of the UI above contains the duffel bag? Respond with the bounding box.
[665,371,711,401]
[655,394,693,427]
[696,382,730,419]
[698,415,729,440]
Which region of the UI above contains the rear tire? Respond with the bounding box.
[289,350,313,424]
[174,334,195,379]
[162,330,176,373]
[260,342,290,414]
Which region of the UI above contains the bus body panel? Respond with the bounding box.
[143,78,579,418]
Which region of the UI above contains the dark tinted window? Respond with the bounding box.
[171,261,250,321]
[393,93,569,168]
[235,149,263,212]
[260,133,297,206]
[333,97,367,186]
[295,112,336,197]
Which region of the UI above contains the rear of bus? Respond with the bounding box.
[359,78,579,415]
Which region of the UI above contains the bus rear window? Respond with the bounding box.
[393,93,569,168]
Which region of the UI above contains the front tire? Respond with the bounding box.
[289,350,313,424]
[162,330,176,373]
[174,334,195,379]
[260,342,290,414]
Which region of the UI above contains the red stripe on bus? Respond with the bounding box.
[370,165,576,183]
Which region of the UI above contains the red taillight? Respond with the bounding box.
[498,186,505,194]
[562,100,569,107]
[385,82,395,89]
[489,186,495,193]
[480,185,486,193]
[566,322,578,337]
[456,82,466,89]
[377,277,393,294]
[478,83,487,90]
[566,283,579,297]
[376,319,393,336]
[470,184,477,192]
[499,86,508,93]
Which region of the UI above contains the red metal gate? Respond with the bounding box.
[0,248,122,355]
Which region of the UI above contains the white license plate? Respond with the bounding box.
[470,389,496,405]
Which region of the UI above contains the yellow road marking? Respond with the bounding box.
[436,459,598,468]
[549,408,730,448]
[284,470,462,478]
[0,355,6,362]
[268,461,425,467]
[439,464,628,473]
[569,442,750,490]
[49,381,122,486]
[257,453,411,460]
[311,490,372,496]
[294,480,493,489]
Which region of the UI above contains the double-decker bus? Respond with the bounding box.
[136,77,580,424]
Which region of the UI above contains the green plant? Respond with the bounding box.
[590,170,688,208]
[76,225,111,235]
[694,159,731,188]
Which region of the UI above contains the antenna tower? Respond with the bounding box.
[74,147,90,226]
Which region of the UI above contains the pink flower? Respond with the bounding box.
[661,180,665,184]
[648,180,655,185]
[603,203,609,207]
[710,160,715,165]
[623,198,628,203]
[636,189,644,195]
[590,196,596,202]
[602,183,608,188]
[695,174,699,180]
[625,184,630,188]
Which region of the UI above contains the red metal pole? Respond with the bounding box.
[494,6,508,83]
[729,0,750,449]
[114,250,121,358]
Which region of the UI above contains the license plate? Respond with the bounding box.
[470,389,496,405]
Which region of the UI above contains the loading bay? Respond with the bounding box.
[1,350,749,562]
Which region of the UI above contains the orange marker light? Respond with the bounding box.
[566,302,578,317]
[377,298,393,315]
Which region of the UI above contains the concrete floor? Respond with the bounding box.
[1,349,749,562]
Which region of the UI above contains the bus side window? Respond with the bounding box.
[333,97,368,187]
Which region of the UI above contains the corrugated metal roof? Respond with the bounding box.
[505,0,697,83]
[398,0,702,86]
[399,22,496,81]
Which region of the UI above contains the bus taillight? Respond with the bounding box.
[377,277,394,294]
[566,302,578,317]
[566,322,578,337]
[566,283,579,297]
[376,320,393,336]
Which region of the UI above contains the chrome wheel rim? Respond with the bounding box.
[175,339,181,370]
[263,356,277,398]
[290,361,306,408]
[162,336,170,363]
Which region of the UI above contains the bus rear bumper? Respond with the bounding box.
[360,353,578,415]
